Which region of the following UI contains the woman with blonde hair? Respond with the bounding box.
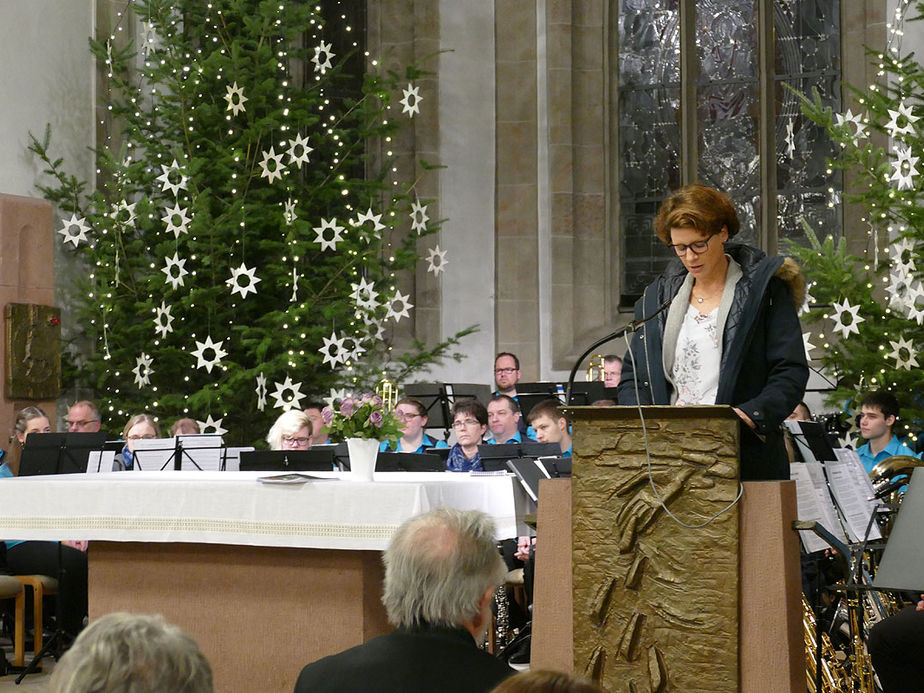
[121,413,161,470]
[266,409,312,450]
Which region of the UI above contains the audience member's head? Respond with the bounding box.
[590,399,616,407]
[785,401,812,422]
[122,414,161,454]
[171,417,201,436]
[528,399,571,453]
[603,355,622,388]
[266,409,313,451]
[303,402,329,445]
[488,395,521,442]
[13,406,51,447]
[66,401,102,433]
[490,670,604,693]
[383,508,506,639]
[48,612,212,693]
[494,352,521,395]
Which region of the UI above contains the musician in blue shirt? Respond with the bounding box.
[527,399,572,457]
[379,397,449,454]
[856,391,920,474]
[484,395,534,445]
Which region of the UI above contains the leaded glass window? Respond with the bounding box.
[616,0,842,306]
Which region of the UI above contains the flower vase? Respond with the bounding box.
[346,437,379,481]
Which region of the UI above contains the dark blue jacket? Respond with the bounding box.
[617,243,808,480]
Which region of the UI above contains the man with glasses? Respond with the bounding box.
[379,397,449,453]
[493,353,521,397]
[66,400,102,433]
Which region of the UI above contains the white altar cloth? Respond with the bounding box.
[0,470,528,550]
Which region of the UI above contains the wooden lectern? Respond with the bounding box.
[531,406,802,693]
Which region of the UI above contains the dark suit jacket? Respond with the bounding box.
[293,624,514,693]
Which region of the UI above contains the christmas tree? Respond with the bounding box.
[30,0,473,444]
[788,1,923,442]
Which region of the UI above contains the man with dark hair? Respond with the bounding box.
[303,402,330,445]
[856,390,919,474]
[493,352,521,397]
[485,395,529,445]
[293,508,513,693]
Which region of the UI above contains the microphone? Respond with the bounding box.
[565,297,673,404]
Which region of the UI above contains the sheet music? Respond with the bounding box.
[826,449,882,542]
[86,450,117,474]
[789,462,848,553]
[222,446,255,472]
[176,434,223,471]
[131,438,177,471]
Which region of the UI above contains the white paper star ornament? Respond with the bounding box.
[197,414,228,436]
[319,330,348,368]
[271,375,305,411]
[350,277,379,311]
[224,82,247,115]
[830,298,865,338]
[110,200,137,227]
[191,335,228,373]
[153,301,174,338]
[802,332,815,361]
[410,200,429,234]
[226,262,262,299]
[352,207,385,242]
[313,218,345,251]
[401,83,422,117]
[885,102,919,139]
[162,203,191,238]
[887,336,919,371]
[386,290,413,323]
[132,353,154,388]
[161,253,189,290]
[59,214,91,248]
[155,159,188,197]
[312,41,335,74]
[259,146,285,183]
[426,245,448,276]
[255,373,268,411]
[287,133,313,168]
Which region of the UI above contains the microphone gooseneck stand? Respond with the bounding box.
[565,297,672,404]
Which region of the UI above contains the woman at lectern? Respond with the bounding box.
[616,184,808,481]
[2,406,88,639]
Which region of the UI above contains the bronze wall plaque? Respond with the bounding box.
[5,303,62,400]
[571,406,740,692]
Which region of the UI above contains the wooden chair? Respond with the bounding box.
[0,575,25,671]
[12,575,58,666]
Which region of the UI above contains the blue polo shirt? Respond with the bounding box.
[379,434,449,453]
[856,435,920,475]
[484,430,525,445]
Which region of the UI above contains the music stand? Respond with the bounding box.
[567,381,608,405]
[520,442,563,458]
[445,383,492,407]
[404,383,450,430]
[784,420,838,463]
[19,432,108,476]
[375,452,445,472]
[239,449,337,472]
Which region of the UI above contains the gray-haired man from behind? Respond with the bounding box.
[294,508,514,693]
[48,612,212,693]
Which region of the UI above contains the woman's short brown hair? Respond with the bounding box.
[653,183,740,245]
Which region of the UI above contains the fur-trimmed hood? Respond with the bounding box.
[775,256,806,311]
